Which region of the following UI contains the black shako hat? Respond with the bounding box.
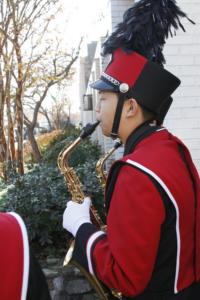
[91,48,180,115]
[90,0,194,137]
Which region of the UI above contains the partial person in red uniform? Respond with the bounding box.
[0,212,51,300]
[62,1,200,299]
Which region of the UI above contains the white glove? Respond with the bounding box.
[63,197,91,236]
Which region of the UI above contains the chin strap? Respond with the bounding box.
[110,93,127,139]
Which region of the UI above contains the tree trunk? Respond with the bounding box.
[0,129,7,182]
[0,137,7,181]
[41,108,53,131]
[6,95,16,161]
[26,126,42,162]
[14,35,24,175]
[15,86,24,174]
[0,63,8,180]
[5,67,16,162]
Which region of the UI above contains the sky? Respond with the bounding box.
[61,0,109,45]
[43,0,109,114]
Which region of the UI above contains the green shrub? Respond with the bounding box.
[44,136,100,165]
[2,164,68,256]
[1,134,105,257]
[43,134,105,219]
[0,178,6,191]
[0,178,7,209]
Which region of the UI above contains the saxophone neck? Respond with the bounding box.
[100,139,122,167]
[96,139,122,188]
[57,137,81,170]
[57,121,99,170]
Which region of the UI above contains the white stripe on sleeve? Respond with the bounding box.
[8,212,30,300]
[126,159,180,294]
[86,231,106,274]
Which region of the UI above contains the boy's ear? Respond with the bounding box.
[126,98,138,117]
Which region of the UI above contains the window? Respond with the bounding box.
[83,94,93,111]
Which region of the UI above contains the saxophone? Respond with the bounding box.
[95,139,122,300]
[96,139,122,189]
[57,121,116,300]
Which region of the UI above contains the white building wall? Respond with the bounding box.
[164,0,200,172]
[78,57,86,124]
[110,0,134,31]
[98,0,134,160]
[108,0,200,172]
[81,0,200,172]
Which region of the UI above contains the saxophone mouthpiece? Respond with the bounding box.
[114,139,122,149]
[80,121,100,139]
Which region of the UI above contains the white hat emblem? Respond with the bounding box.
[119,83,129,93]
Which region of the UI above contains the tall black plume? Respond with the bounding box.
[102,0,195,66]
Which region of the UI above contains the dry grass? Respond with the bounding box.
[24,130,62,162]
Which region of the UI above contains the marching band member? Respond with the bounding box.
[0,212,51,300]
[63,1,200,299]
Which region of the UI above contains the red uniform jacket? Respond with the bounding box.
[73,124,200,299]
[0,212,51,300]
[0,212,29,300]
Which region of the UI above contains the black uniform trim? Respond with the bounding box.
[26,249,51,300]
[72,223,99,271]
[177,144,197,280]
[122,281,200,300]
